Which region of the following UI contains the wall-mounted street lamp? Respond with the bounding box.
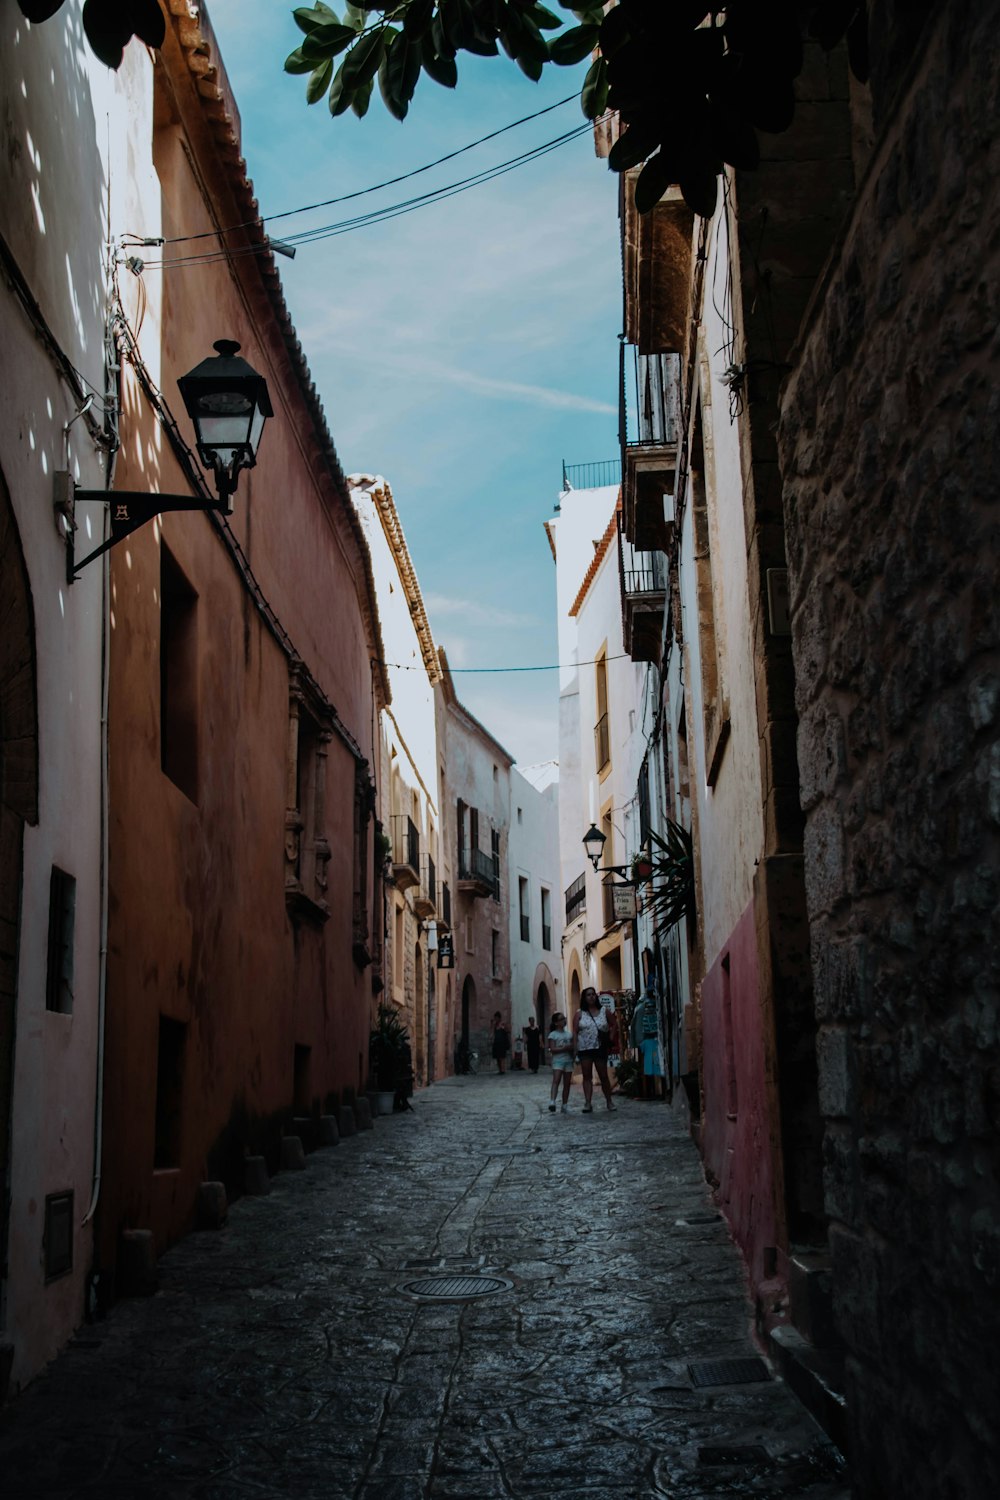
[581,823,643,994]
[58,339,271,581]
[177,340,273,512]
[583,822,608,871]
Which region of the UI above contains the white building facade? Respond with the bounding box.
[507,762,562,1041]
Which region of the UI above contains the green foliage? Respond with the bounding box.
[644,820,696,938]
[615,1057,641,1097]
[282,0,873,220]
[369,1003,411,1088]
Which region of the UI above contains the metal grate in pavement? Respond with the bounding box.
[400,1274,513,1301]
[688,1356,772,1388]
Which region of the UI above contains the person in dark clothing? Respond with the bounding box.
[524,1017,542,1073]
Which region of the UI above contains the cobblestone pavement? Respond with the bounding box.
[0,1071,849,1499]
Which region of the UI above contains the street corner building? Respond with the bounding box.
[0,2,389,1391]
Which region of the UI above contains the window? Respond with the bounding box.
[519,877,530,943]
[457,798,466,874]
[160,543,199,801]
[690,391,730,785]
[45,866,75,1014]
[595,649,610,773]
[464,913,475,954]
[154,1016,186,1170]
[285,669,332,920]
[541,887,552,951]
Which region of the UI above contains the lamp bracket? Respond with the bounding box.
[56,473,226,581]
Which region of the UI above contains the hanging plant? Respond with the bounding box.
[644,820,696,936]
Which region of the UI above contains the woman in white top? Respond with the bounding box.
[546,1013,575,1112]
[572,988,616,1112]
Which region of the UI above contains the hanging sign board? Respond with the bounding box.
[437,933,454,970]
[611,884,638,921]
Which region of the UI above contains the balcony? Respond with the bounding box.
[458,846,499,900]
[621,537,667,665]
[391,814,420,892]
[595,711,610,774]
[621,346,680,552]
[415,852,437,919]
[565,873,586,925]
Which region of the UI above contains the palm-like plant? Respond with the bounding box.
[369,1003,411,1090]
[644,820,695,936]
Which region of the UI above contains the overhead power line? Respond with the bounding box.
[376,654,632,674]
[141,120,597,270]
[152,91,582,248]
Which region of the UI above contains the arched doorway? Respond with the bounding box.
[535,981,550,1034]
[0,470,39,1300]
[569,969,581,1013]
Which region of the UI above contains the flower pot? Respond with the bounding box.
[376,1089,396,1116]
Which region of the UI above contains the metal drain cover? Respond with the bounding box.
[688,1357,771,1388]
[401,1274,513,1301]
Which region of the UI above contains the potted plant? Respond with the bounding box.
[369,1003,411,1115]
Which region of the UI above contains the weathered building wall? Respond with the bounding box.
[0,8,151,1391]
[508,764,562,1037]
[777,2,1000,1490]
[98,12,384,1282]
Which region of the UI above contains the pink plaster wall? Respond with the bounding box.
[699,899,781,1290]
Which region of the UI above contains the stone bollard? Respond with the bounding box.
[197,1181,228,1230]
[280,1135,306,1171]
[293,1116,316,1153]
[318,1114,340,1147]
[337,1104,356,1138]
[119,1228,158,1296]
[245,1155,270,1196]
[354,1096,373,1130]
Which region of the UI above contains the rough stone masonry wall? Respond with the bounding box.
[777,4,1000,1494]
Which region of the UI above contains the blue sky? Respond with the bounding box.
[208,2,622,765]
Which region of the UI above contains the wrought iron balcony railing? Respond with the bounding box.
[391,813,419,873]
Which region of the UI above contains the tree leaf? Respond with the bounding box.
[328,58,355,114]
[548,21,599,66]
[527,4,562,30]
[342,29,386,88]
[378,48,408,118]
[131,0,165,48]
[403,0,434,43]
[306,57,334,103]
[351,75,374,116]
[634,151,676,214]
[17,2,68,21]
[284,46,318,75]
[82,0,131,69]
[421,36,458,87]
[678,162,719,218]
[580,54,608,119]
[517,51,544,82]
[607,119,661,172]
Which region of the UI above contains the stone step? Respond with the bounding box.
[769,1324,849,1456]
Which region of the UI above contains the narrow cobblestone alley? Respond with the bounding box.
[0,1075,848,1499]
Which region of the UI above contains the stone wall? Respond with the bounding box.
[777,3,1000,1492]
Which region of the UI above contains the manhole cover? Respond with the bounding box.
[688,1357,771,1388]
[698,1445,770,1467]
[400,1274,513,1301]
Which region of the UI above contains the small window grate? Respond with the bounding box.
[688,1356,771,1388]
[44,1191,74,1282]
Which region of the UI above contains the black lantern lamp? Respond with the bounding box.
[582,823,608,871]
[178,339,272,511]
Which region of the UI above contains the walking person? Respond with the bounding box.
[546,1013,574,1112]
[490,1011,510,1074]
[572,987,616,1112]
[524,1016,542,1074]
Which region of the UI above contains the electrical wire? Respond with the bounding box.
[141,120,598,270]
[377,652,633,674]
[149,91,583,248]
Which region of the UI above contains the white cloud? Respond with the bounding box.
[424,593,537,628]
